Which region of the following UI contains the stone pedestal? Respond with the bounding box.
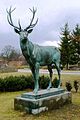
[14,88,72,114]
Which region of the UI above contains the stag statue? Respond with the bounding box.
[7,7,61,94]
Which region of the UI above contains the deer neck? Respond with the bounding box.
[20,38,34,57]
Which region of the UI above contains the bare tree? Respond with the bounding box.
[1,45,20,62]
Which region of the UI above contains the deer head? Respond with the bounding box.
[6,6,38,40]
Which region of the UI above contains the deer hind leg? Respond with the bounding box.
[47,65,53,90]
[55,62,61,88]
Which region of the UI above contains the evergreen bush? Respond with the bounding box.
[0,75,62,92]
[65,81,72,92]
[74,80,79,92]
[52,77,60,88]
[39,75,50,89]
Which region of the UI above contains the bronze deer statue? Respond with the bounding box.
[7,7,61,94]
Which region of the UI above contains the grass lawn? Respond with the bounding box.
[0,72,80,120]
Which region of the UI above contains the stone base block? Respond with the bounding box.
[14,88,72,114]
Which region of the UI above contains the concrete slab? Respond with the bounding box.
[14,88,72,114]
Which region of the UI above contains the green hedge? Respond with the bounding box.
[39,75,50,89]
[0,75,34,92]
[0,75,59,92]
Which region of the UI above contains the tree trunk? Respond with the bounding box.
[66,62,69,70]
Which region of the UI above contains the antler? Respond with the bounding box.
[25,7,38,31]
[6,6,22,30]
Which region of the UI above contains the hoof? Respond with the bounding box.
[47,82,52,90]
[47,86,51,90]
[58,85,60,89]
[33,88,38,94]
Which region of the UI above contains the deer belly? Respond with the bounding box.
[39,54,53,66]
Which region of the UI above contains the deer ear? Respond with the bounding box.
[27,29,33,33]
[14,28,20,34]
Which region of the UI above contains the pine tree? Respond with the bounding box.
[71,24,80,64]
[60,23,71,69]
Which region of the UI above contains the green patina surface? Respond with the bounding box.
[7,7,61,94]
[21,88,65,99]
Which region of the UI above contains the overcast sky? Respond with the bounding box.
[0,0,80,52]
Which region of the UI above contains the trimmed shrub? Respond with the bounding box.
[0,76,27,91]
[24,75,34,89]
[52,77,60,88]
[39,75,50,89]
[0,78,5,91]
[65,82,72,92]
[74,80,79,92]
[0,75,62,92]
[0,75,34,92]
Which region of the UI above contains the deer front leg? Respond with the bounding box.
[31,63,39,94]
[34,63,40,94]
